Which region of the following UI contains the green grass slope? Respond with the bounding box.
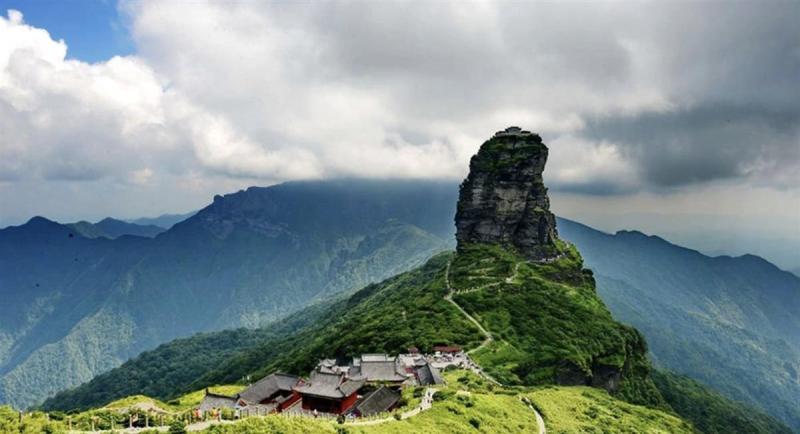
[527,386,692,433]
[452,243,664,407]
[13,370,695,433]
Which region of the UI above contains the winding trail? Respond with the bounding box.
[444,259,547,434]
[444,261,495,358]
[68,259,547,434]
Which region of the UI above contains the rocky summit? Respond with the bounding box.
[455,126,559,259]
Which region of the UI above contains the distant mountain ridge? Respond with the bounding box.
[67,217,166,239]
[0,180,457,409]
[126,212,196,229]
[2,179,797,431]
[557,218,800,431]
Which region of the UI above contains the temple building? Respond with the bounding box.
[293,370,365,414]
[236,372,302,411]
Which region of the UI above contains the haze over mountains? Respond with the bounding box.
[1,179,798,430]
[0,180,457,409]
[558,219,800,430]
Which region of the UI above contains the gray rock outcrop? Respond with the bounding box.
[455,127,559,259]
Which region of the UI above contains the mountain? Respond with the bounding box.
[558,218,800,431]
[41,252,790,433]
[94,217,166,238]
[67,217,166,239]
[0,180,458,409]
[126,212,196,229]
[42,128,790,433]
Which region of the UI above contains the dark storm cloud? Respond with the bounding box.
[569,1,800,190]
[583,104,800,188]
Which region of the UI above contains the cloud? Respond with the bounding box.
[120,1,798,191]
[583,104,800,189]
[0,2,798,226]
[0,9,323,186]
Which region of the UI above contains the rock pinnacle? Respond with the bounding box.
[455,126,559,259]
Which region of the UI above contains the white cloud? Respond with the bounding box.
[0,2,798,231]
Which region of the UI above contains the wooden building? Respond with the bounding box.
[293,370,365,414]
[237,372,302,411]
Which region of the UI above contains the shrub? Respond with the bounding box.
[168,420,187,434]
[433,391,453,402]
[469,417,481,429]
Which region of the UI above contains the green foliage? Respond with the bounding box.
[4,180,456,409]
[526,386,693,434]
[653,370,792,434]
[168,419,187,434]
[201,253,485,384]
[470,134,547,174]
[38,225,795,434]
[558,217,800,431]
[42,328,283,411]
[452,244,664,408]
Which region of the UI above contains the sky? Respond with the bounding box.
[0,1,798,269]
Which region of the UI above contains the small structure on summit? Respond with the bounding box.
[455,126,560,260]
[493,126,534,137]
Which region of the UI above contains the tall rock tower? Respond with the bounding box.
[455,127,559,260]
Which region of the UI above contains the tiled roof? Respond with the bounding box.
[238,373,299,403]
[355,387,401,416]
[357,360,408,382]
[360,353,393,362]
[199,392,237,411]
[294,370,364,399]
[415,364,444,386]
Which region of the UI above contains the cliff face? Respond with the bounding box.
[455,127,559,259]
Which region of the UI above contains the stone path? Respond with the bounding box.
[444,262,495,360]
[521,397,547,434]
[444,259,547,432]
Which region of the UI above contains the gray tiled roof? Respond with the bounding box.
[294,370,364,399]
[238,373,299,403]
[415,364,444,386]
[360,353,392,362]
[355,387,401,416]
[358,360,408,382]
[199,392,237,411]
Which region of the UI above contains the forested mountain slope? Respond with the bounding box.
[0,180,457,409]
[558,218,800,431]
[43,251,791,434]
